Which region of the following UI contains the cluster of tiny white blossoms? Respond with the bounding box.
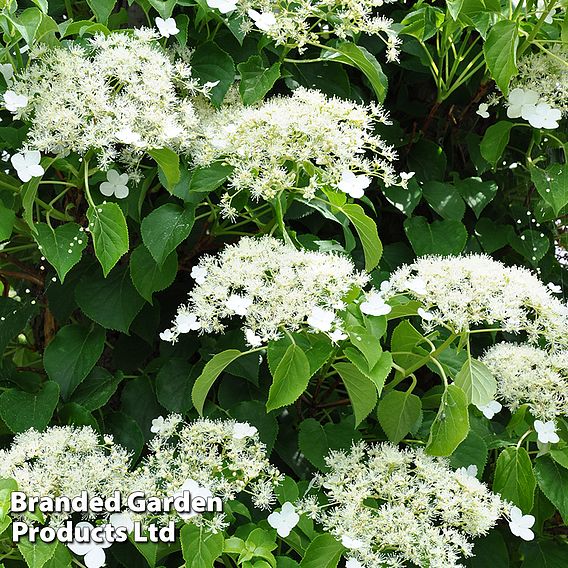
[383,254,568,349]
[132,415,282,531]
[5,29,202,175]
[0,426,132,527]
[229,0,400,59]
[509,45,567,118]
[160,236,369,345]
[298,443,507,568]
[192,87,400,213]
[482,343,568,422]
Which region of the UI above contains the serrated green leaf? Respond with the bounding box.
[87,203,129,277]
[75,264,145,333]
[192,349,244,415]
[130,245,177,303]
[192,42,235,107]
[17,538,57,568]
[300,534,344,568]
[530,164,568,216]
[148,148,180,191]
[85,0,116,24]
[404,216,467,256]
[338,203,382,271]
[454,357,496,407]
[480,121,514,167]
[0,204,15,242]
[426,384,469,456]
[181,524,224,568]
[267,343,310,412]
[34,223,87,283]
[483,20,518,95]
[535,456,568,523]
[44,324,105,399]
[334,362,377,427]
[237,56,281,105]
[494,446,536,512]
[141,203,195,265]
[377,389,422,443]
[322,42,388,102]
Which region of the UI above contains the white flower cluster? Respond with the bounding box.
[482,343,568,422]
[161,236,368,344]
[229,0,400,59]
[133,415,282,531]
[508,45,567,125]
[6,30,202,173]
[0,426,132,527]
[299,443,506,568]
[192,87,399,210]
[383,254,568,349]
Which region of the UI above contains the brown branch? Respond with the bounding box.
[0,270,44,287]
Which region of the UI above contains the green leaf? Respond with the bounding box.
[447,0,465,20]
[377,389,422,443]
[454,357,496,407]
[87,203,129,277]
[346,325,382,369]
[231,400,279,453]
[334,362,378,427]
[192,349,244,415]
[483,20,518,95]
[237,56,281,105]
[321,42,388,102]
[530,164,568,216]
[401,6,445,40]
[146,0,176,19]
[475,217,514,253]
[480,121,514,167]
[75,265,145,333]
[85,0,116,24]
[422,181,466,220]
[156,359,196,413]
[300,534,344,568]
[189,162,233,194]
[71,367,122,411]
[129,245,177,303]
[0,382,59,433]
[390,320,424,370]
[192,42,235,107]
[105,411,144,463]
[9,8,43,44]
[450,430,488,474]
[339,203,382,271]
[494,447,536,513]
[298,419,330,470]
[469,531,509,568]
[181,525,224,568]
[148,148,180,191]
[426,384,469,456]
[404,217,467,256]
[510,229,549,266]
[455,177,498,218]
[535,456,568,523]
[0,204,15,242]
[17,538,57,568]
[44,324,105,399]
[267,343,311,412]
[131,539,159,568]
[0,298,37,354]
[0,478,17,522]
[34,223,87,283]
[141,203,195,265]
[521,541,568,568]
